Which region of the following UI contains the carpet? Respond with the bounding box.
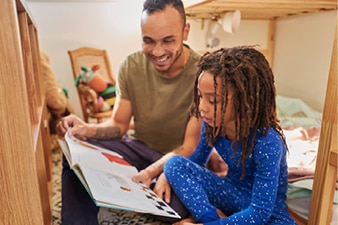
[51,146,171,225]
[51,147,62,225]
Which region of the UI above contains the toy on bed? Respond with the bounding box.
[75,64,116,112]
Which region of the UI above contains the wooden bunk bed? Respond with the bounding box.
[184,1,337,224]
[184,0,337,20]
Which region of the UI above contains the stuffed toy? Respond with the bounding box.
[75,64,116,112]
[40,51,74,145]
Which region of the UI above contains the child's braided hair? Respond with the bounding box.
[192,46,287,179]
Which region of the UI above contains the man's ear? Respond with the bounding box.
[183,23,190,41]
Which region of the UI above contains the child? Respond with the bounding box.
[164,46,297,225]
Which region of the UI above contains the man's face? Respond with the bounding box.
[141,6,189,74]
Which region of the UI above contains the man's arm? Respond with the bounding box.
[92,96,133,139]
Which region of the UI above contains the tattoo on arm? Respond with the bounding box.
[92,126,121,140]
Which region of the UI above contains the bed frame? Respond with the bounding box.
[306,20,337,225]
[185,2,337,224]
[184,0,337,20]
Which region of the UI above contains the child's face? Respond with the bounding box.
[197,71,235,128]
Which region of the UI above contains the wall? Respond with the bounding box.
[273,11,336,112]
[26,0,144,118]
[188,19,270,52]
[188,11,336,112]
[26,0,336,118]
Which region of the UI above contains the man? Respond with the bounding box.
[57,0,225,224]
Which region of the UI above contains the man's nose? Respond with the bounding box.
[152,42,165,56]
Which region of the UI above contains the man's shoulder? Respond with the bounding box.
[118,51,150,82]
[184,46,201,73]
[119,51,148,74]
[119,50,145,68]
[189,47,201,58]
[125,50,146,62]
[185,44,201,57]
[186,45,201,66]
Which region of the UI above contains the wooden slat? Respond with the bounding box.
[185,0,337,20]
[18,11,39,125]
[35,124,52,225]
[0,0,46,224]
[29,24,42,107]
[307,14,337,225]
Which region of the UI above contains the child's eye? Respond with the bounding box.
[209,98,220,104]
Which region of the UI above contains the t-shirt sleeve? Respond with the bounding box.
[116,57,130,100]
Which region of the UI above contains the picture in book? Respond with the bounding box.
[57,133,181,219]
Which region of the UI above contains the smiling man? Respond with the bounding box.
[57,1,204,224]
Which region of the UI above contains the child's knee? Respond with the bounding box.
[164,155,185,179]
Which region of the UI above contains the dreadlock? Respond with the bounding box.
[192,46,287,179]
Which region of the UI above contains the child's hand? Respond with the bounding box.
[207,150,228,177]
[131,169,152,187]
[153,173,171,203]
[173,209,226,225]
[173,217,201,225]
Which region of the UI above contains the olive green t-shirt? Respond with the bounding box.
[116,46,200,154]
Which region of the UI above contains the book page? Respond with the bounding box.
[80,166,181,219]
[58,133,180,219]
[64,134,138,178]
[57,138,72,165]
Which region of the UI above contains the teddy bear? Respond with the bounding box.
[75,64,116,112]
[40,51,74,149]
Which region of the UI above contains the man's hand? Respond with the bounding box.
[56,114,91,138]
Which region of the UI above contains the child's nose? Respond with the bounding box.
[198,98,208,113]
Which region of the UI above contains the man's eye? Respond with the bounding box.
[143,39,154,44]
[163,39,175,43]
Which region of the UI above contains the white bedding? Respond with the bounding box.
[277,95,337,224]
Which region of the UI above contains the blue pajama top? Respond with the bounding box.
[164,122,296,224]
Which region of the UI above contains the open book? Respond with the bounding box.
[57,133,181,219]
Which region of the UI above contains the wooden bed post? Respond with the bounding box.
[307,12,337,225]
